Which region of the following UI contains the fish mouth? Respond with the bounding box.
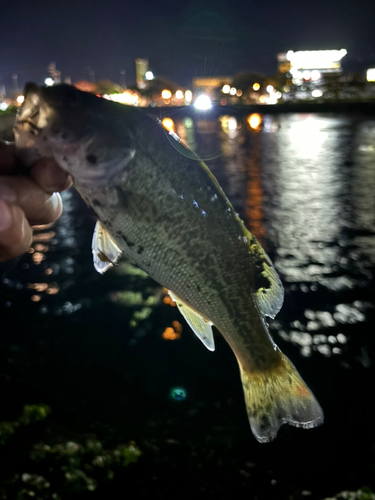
[15,83,43,134]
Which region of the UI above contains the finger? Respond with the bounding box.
[0,141,17,174]
[0,176,63,226]
[0,201,33,261]
[30,158,72,194]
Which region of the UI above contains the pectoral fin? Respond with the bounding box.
[92,220,122,274]
[169,292,215,351]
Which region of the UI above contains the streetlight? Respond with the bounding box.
[161,89,172,99]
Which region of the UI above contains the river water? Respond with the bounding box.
[1,111,375,499]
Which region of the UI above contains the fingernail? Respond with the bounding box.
[0,201,12,231]
[0,184,17,202]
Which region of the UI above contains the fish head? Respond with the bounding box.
[14,83,136,185]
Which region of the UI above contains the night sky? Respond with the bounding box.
[1,0,375,89]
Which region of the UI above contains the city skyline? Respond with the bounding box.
[1,0,375,89]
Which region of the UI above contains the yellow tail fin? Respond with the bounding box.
[238,352,324,443]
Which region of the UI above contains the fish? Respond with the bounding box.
[14,83,324,442]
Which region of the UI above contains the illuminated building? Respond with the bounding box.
[367,68,375,82]
[277,49,348,100]
[193,76,232,102]
[284,49,347,73]
[278,49,347,82]
[192,76,232,89]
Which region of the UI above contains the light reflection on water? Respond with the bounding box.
[1,113,374,369]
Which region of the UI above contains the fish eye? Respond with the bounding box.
[86,154,98,166]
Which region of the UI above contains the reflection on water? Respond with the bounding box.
[1,112,374,420]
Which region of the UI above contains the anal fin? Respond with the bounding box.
[169,291,215,351]
[92,221,122,274]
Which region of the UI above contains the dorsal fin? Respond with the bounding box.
[248,237,284,319]
[92,220,122,274]
[169,292,215,351]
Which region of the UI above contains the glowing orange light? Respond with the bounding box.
[252,83,260,91]
[172,320,183,334]
[31,295,41,302]
[162,117,175,132]
[248,113,262,130]
[28,283,48,292]
[45,268,53,275]
[161,89,172,99]
[259,95,266,104]
[46,285,59,295]
[162,327,181,340]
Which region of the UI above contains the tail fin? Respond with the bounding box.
[238,352,324,443]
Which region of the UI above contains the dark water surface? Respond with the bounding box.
[1,112,375,498]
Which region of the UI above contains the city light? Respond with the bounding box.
[44,78,54,86]
[266,85,274,93]
[109,92,139,105]
[0,102,8,111]
[16,95,24,104]
[311,89,323,98]
[311,70,321,81]
[236,89,243,96]
[175,90,184,99]
[229,87,236,95]
[161,89,172,99]
[302,70,311,80]
[194,95,212,110]
[145,71,154,80]
[161,117,175,132]
[252,83,260,91]
[367,68,375,82]
[248,113,262,130]
[228,117,237,131]
[286,49,347,71]
[185,90,192,102]
[222,84,230,94]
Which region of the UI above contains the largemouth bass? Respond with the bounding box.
[14,83,323,442]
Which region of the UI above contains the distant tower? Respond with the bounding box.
[12,73,18,89]
[135,58,148,89]
[120,69,126,88]
[48,62,61,84]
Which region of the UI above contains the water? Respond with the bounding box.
[1,112,375,498]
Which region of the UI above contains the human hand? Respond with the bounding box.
[0,141,72,261]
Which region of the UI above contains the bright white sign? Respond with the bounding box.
[286,49,347,71]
